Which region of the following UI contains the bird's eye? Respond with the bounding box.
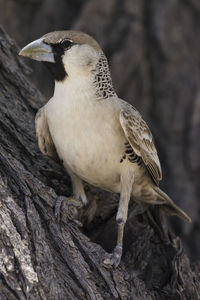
[61,39,73,50]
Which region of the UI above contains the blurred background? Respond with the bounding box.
[1,0,200,260]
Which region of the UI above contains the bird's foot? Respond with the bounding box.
[103,245,122,268]
[55,196,83,221]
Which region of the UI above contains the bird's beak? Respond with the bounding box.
[19,38,55,63]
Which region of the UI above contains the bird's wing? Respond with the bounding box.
[35,107,60,163]
[119,103,162,185]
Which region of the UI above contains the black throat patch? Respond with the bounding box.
[44,43,67,82]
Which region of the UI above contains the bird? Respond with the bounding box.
[19,30,191,267]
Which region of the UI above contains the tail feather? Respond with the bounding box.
[153,186,192,223]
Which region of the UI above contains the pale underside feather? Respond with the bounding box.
[120,103,162,185]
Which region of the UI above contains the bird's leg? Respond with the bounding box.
[55,173,87,219]
[103,169,134,268]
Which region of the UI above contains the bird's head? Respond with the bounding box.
[19,30,103,81]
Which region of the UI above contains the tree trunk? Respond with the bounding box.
[0,27,200,300]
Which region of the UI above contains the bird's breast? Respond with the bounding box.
[45,93,125,191]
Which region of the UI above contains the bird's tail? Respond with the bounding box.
[153,186,192,223]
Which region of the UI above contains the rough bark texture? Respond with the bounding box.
[0,23,200,300]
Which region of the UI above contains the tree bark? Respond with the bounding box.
[0,27,200,300]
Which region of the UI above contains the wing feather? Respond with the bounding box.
[120,103,162,185]
[35,107,60,163]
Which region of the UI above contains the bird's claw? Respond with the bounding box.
[103,245,122,268]
[55,196,82,220]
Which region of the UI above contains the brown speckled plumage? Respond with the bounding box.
[120,102,162,185]
[92,54,116,99]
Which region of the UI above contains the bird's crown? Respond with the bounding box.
[42,30,102,52]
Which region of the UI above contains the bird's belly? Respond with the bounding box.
[65,145,121,192]
[55,131,122,192]
[46,103,124,192]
